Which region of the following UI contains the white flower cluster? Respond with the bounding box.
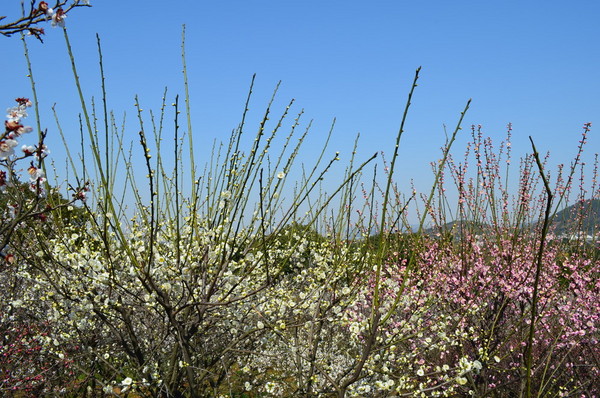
[38,1,68,27]
[2,98,33,161]
[5,205,596,395]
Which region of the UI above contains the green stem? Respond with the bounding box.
[373,67,421,317]
[524,136,553,398]
[181,25,196,203]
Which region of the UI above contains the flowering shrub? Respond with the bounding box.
[0,308,77,395]
[7,205,598,397]
[0,97,86,258]
[376,234,599,396]
[3,113,599,398]
[0,97,48,257]
[0,10,598,397]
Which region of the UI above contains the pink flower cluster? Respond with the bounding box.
[422,235,598,394]
[345,232,599,395]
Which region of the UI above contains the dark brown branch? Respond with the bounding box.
[0,1,90,39]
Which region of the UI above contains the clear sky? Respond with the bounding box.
[2,1,599,222]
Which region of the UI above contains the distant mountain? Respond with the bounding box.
[419,199,600,238]
[422,219,495,239]
[551,199,600,236]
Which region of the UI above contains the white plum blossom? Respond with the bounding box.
[121,377,133,392]
[28,165,45,182]
[6,104,28,121]
[37,2,54,18]
[51,8,66,27]
[22,145,36,155]
[0,139,18,160]
[2,98,34,159]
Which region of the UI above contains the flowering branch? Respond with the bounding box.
[524,136,554,397]
[0,97,87,262]
[0,0,90,41]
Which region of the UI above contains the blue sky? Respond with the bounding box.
[2,1,599,222]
